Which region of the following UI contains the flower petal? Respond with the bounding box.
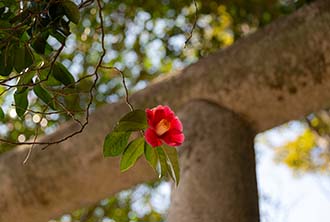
[170,117,183,131]
[146,108,155,128]
[146,105,176,128]
[163,106,175,120]
[145,128,162,147]
[162,129,185,147]
[153,106,167,125]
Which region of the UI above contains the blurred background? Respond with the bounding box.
[2,0,330,221]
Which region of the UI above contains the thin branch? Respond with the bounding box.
[99,65,134,111]
[23,126,39,165]
[184,0,198,47]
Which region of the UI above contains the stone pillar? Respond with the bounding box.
[168,100,259,222]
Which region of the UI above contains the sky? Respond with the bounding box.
[256,121,330,222]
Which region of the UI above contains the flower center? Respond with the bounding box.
[155,119,170,136]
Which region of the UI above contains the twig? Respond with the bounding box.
[184,0,198,47]
[99,65,134,111]
[23,127,39,164]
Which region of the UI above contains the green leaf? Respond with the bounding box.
[13,46,25,73]
[49,2,65,20]
[63,89,81,111]
[0,20,11,28]
[163,145,180,185]
[52,62,75,87]
[20,32,30,42]
[156,147,168,178]
[33,84,56,110]
[14,89,28,119]
[24,46,34,68]
[16,71,35,94]
[120,137,145,172]
[144,142,158,170]
[49,29,67,44]
[61,1,80,24]
[103,131,131,157]
[115,110,147,131]
[13,45,33,73]
[0,107,5,121]
[0,46,13,76]
[10,9,30,24]
[31,32,49,54]
[39,68,61,86]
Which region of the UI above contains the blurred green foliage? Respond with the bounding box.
[51,181,169,222]
[275,111,330,173]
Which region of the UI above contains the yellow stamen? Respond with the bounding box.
[155,119,170,136]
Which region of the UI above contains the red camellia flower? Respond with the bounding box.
[145,105,184,147]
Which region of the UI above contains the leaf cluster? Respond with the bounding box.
[103,110,180,185]
[0,0,79,110]
[52,181,167,222]
[275,111,330,174]
[0,0,98,148]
